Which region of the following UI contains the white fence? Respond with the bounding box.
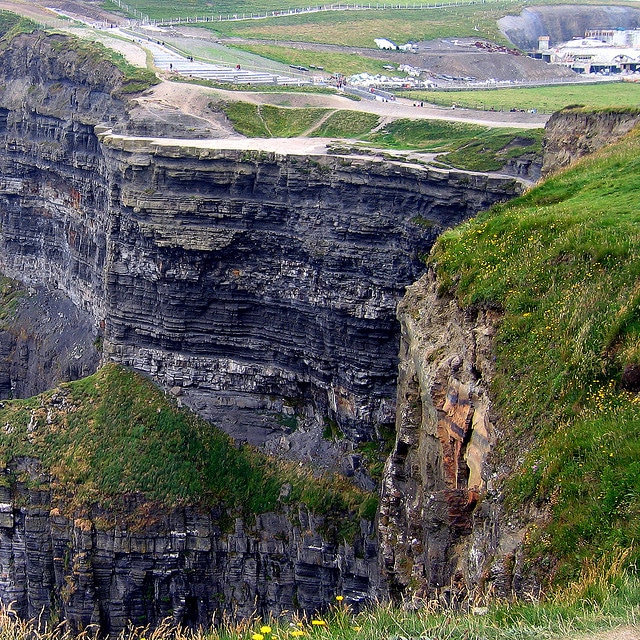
[111,0,496,26]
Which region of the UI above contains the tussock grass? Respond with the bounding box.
[431,120,640,581]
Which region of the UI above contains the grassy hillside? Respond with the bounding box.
[0,363,370,531]
[431,116,640,583]
[216,101,542,170]
[104,0,640,47]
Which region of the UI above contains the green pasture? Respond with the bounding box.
[105,0,640,49]
[215,101,542,169]
[193,3,513,47]
[230,43,397,76]
[407,82,640,113]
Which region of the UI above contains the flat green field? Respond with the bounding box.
[200,4,512,46]
[408,82,640,113]
[231,43,398,76]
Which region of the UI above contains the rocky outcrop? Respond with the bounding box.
[0,467,378,634]
[379,272,528,602]
[542,108,640,175]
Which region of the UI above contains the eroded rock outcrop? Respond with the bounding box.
[0,471,377,634]
[542,108,640,175]
[379,272,527,602]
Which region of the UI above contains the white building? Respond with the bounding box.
[540,34,640,74]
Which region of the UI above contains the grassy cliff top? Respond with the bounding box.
[0,13,157,96]
[0,363,371,530]
[431,117,640,583]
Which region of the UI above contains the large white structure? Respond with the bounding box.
[537,29,640,74]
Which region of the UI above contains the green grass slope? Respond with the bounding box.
[431,119,640,583]
[0,363,370,533]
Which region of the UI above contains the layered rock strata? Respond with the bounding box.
[542,108,640,175]
[0,464,378,634]
[0,32,523,450]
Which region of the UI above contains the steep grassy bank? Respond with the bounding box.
[430,117,640,582]
[0,363,369,526]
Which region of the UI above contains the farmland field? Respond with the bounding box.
[406,82,640,113]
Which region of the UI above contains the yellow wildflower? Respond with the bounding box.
[335,595,344,602]
[311,620,326,626]
[252,634,264,640]
[260,626,272,634]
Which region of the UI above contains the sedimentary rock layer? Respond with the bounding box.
[0,470,378,633]
[0,32,522,447]
[379,271,522,601]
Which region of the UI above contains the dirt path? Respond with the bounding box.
[138,79,548,130]
[0,0,63,24]
[572,626,640,640]
[300,109,338,136]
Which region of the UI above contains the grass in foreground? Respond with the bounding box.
[2,559,640,638]
[406,82,640,114]
[431,117,640,581]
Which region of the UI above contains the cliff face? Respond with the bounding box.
[380,272,501,600]
[0,29,528,628]
[499,5,640,50]
[0,32,522,455]
[0,468,377,634]
[380,272,538,602]
[542,109,640,176]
